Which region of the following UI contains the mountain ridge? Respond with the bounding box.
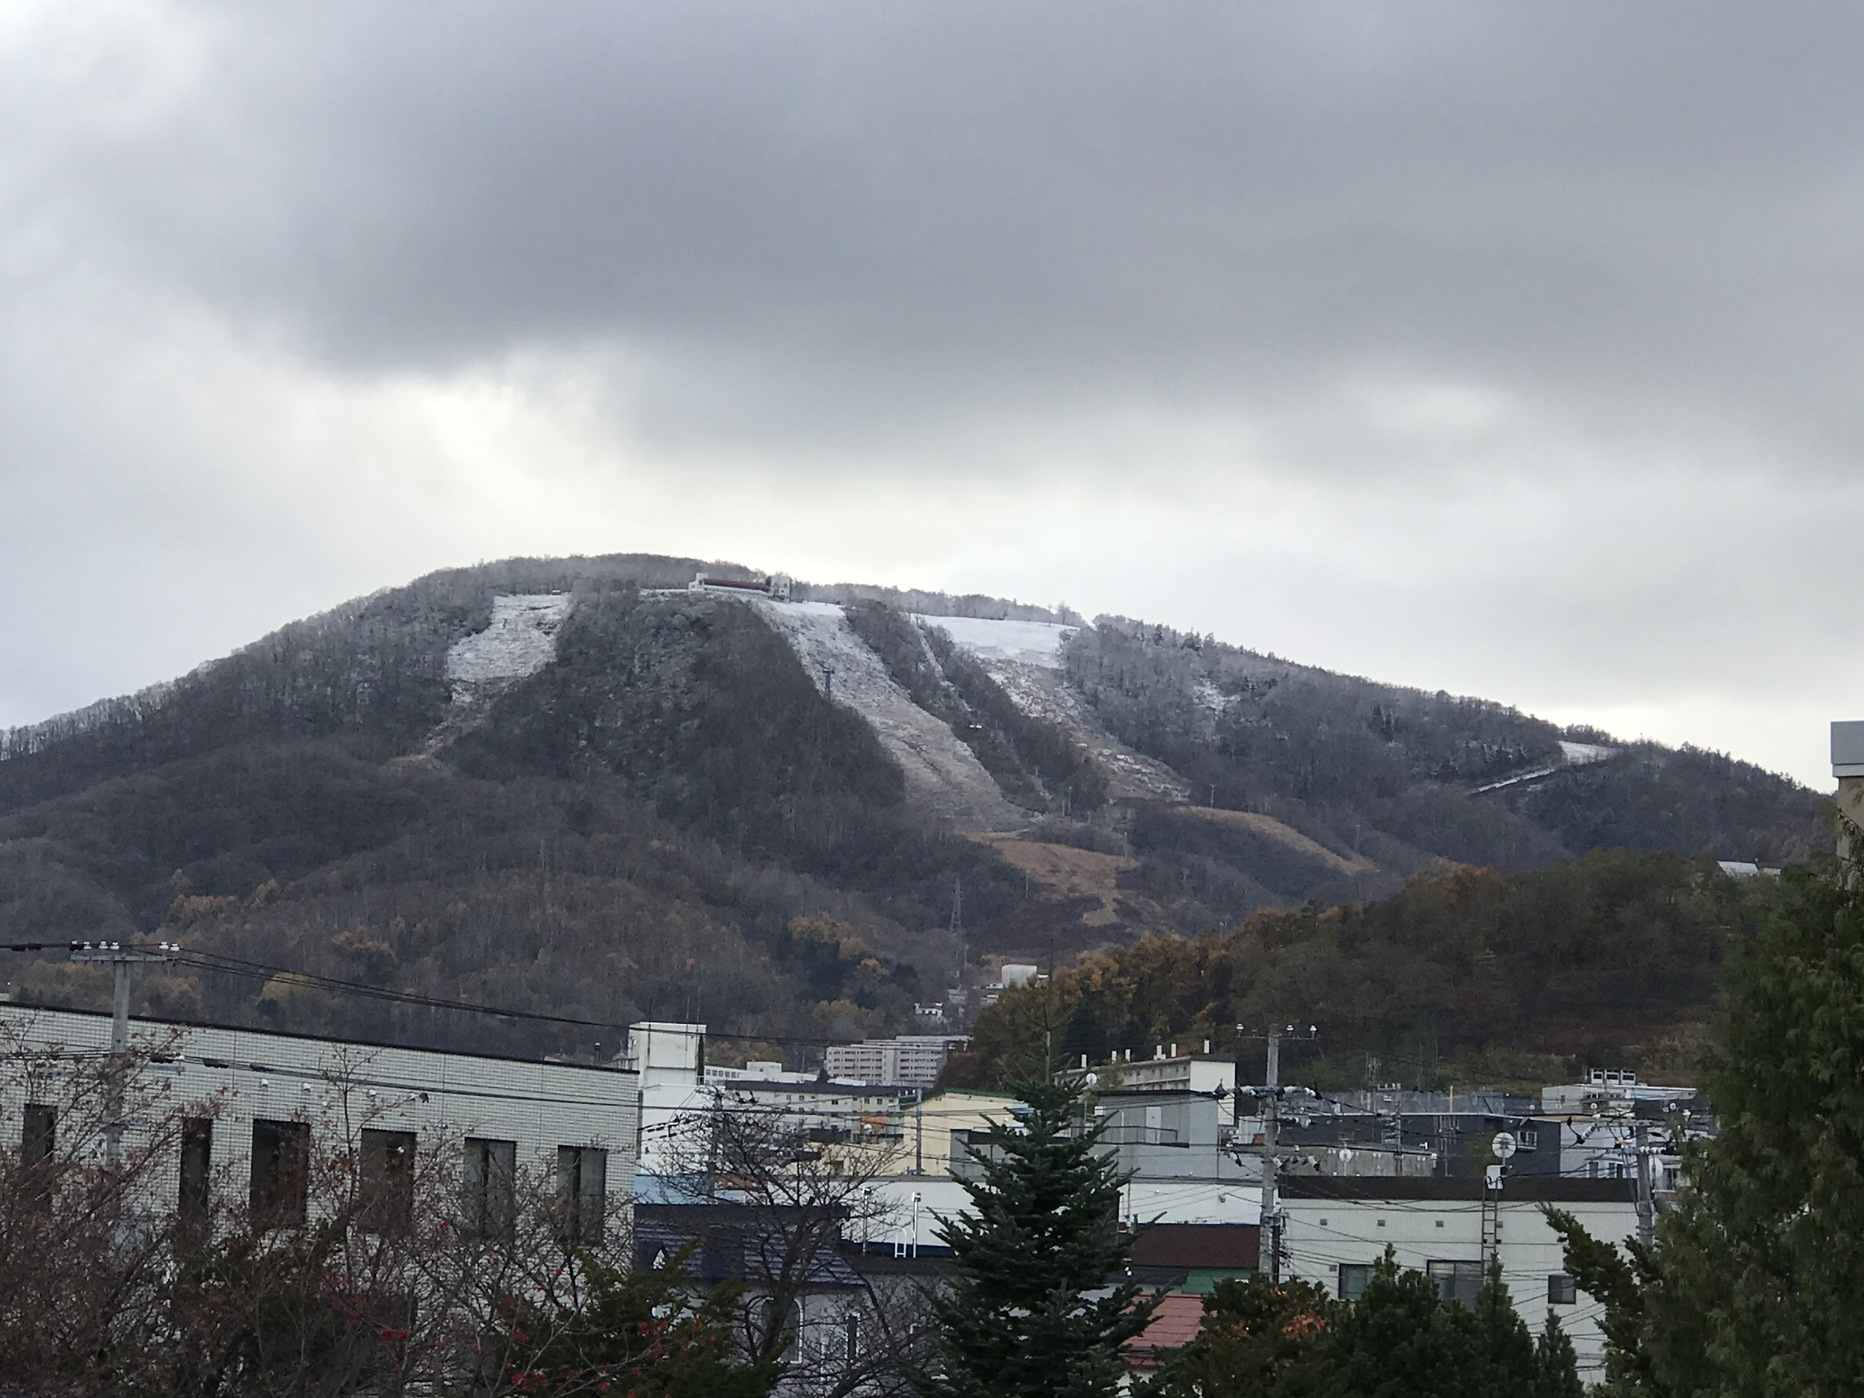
[0,553,1828,1058]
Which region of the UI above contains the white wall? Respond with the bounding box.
[1281,1193,1638,1383]
[0,1005,639,1227]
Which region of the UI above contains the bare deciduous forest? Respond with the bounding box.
[0,555,1828,1062]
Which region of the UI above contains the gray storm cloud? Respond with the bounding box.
[2,1,1860,785]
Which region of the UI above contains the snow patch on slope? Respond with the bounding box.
[1558,740,1617,765]
[752,601,1029,831]
[914,615,1190,803]
[446,594,572,701]
[909,614,1074,669]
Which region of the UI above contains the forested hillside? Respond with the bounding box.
[0,553,1830,1060]
[950,849,1766,1091]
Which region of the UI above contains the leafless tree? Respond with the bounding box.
[653,1091,941,1397]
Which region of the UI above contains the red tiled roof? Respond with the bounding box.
[1126,1293,1206,1370]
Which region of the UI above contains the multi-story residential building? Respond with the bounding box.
[823,1034,971,1090]
[0,1003,640,1240]
[625,1020,907,1176]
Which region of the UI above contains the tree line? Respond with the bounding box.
[949,848,1760,1091]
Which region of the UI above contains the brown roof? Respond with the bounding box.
[1129,1223,1260,1270]
[1126,1294,1206,1369]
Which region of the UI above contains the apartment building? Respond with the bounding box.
[0,1004,639,1240]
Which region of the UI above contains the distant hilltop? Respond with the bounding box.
[0,552,1826,1061]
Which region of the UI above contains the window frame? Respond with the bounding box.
[555,1144,608,1246]
[1425,1259,1485,1308]
[1337,1262,1374,1301]
[179,1117,213,1229]
[250,1118,311,1229]
[462,1137,518,1238]
[360,1127,417,1234]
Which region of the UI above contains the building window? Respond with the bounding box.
[250,1119,310,1228]
[1548,1273,1578,1305]
[1427,1260,1485,1308]
[844,1310,860,1365]
[555,1145,607,1245]
[22,1103,55,1208]
[1518,1127,1538,1151]
[463,1137,517,1237]
[22,1102,55,1166]
[1338,1263,1374,1301]
[361,1128,416,1233]
[179,1118,213,1228]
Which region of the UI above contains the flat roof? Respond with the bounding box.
[0,1001,637,1075]
[1282,1176,1637,1203]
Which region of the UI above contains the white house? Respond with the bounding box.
[1279,1175,1641,1384]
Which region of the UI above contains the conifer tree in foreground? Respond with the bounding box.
[1548,841,1864,1395]
[916,1075,1158,1398]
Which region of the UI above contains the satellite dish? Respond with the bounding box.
[1491,1131,1518,1161]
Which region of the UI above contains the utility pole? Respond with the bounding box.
[1237,1023,1318,1285]
[67,940,176,1169]
[1635,1118,1655,1249]
[1262,1028,1282,1284]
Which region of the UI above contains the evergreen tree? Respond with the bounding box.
[1321,1251,1476,1398]
[491,1247,780,1397]
[1542,1206,1663,1395]
[1546,852,1864,1395]
[1638,858,1864,1395]
[1466,1261,1537,1396]
[916,1075,1158,1398]
[1532,1312,1585,1398]
[1141,1276,1336,1398]
[1320,1252,1577,1398]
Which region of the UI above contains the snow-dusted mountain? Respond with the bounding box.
[0,553,1825,1056]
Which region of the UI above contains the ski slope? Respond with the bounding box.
[908,614,1073,669]
[445,594,573,700]
[753,601,1029,831]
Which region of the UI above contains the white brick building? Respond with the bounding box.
[0,1004,639,1239]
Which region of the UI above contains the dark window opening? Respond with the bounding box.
[179,1118,213,1229]
[1427,1259,1485,1308]
[1338,1262,1374,1301]
[250,1119,310,1228]
[22,1103,55,1165]
[844,1310,860,1365]
[462,1137,516,1237]
[1548,1272,1578,1305]
[22,1104,55,1208]
[555,1145,607,1246]
[361,1128,416,1233]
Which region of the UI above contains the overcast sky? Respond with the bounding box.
[3,2,1859,789]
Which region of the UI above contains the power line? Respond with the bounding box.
[18,942,867,1048]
